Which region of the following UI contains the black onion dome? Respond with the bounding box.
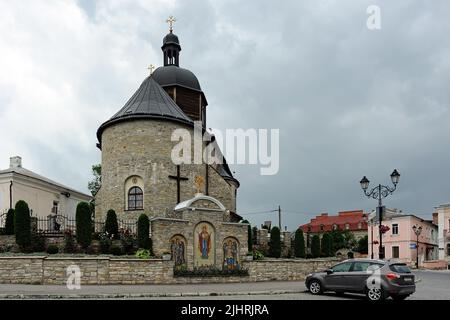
[97,76,193,144]
[152,65,202,92]
[163,32,180,46]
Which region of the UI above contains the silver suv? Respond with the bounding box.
[305,259,415,301]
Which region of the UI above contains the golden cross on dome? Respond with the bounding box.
[166,15,176,33]
[147,64,155,75]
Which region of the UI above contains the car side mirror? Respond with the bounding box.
[326,268,334,274]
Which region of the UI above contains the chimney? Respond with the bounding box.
[10,156,22,168]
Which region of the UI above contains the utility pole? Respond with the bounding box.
[278,205,281,231]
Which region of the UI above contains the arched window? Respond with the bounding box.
[128,187,143,210]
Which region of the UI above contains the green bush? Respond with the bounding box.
[110,245,123,256]
[5,209,15,235]
[321,233,333,257]
[252,249,264,260]
[47,244,59,254]
[63,229,77,253]
[76,202,92,250]
[357,235,368,254]
[14,200,31,248]
[31,233,46,252]
[135,248,151,259]
[137,214,151,250]
[105,209,119,239]
[99,232,112,254]
[269,226,281,258]
[311,235,321,258]
[119,228,136,254]
[294,228,306,258]
[241,220,253,252]
[174,266,249,277]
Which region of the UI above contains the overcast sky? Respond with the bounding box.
[1,0,449,230]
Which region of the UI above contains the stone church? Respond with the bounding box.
[95,20,248,269]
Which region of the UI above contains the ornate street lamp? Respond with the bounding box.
[360,169,400,259]
[412,225,422,269]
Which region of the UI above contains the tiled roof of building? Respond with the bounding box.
[300,210,368,233]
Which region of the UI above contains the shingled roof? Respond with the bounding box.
[97,76,193,143]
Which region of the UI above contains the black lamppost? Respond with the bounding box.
[360,169,400,260]
[412,225,422,269]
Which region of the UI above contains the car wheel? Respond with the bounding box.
[308,280,323,295]
[366,287,385,301]
[391,294,408,301]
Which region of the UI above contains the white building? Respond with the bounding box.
[436,204,450,265]
[0,156,91,219]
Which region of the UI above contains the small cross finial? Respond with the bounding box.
[194,175,205,194]
[166,15,176,33]
[147,64,155,75]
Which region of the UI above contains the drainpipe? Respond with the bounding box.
[9,180,13,209]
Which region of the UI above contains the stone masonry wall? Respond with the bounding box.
[0,256,340,285]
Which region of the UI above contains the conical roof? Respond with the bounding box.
[97,76,193,143]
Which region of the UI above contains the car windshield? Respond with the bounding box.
[389,264,411,273]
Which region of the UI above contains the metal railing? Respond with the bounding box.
[1,212,139,236]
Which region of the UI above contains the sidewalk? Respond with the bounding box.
[0,281,307,299]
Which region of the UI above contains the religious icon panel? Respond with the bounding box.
[223,237,240,270]
[194,222,215,267]
[170,235,187,268]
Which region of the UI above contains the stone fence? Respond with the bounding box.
[0,256,340,285]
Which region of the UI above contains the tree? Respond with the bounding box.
[343,230,357,249]
[252,226,258,245]
[241,220,253,252]
[321,233,333,257]
[269,226,281,258]
[14,200,31,248]
[105,209,119,238]
[88,164,101,197]
[294,228,306,258]
[311,235,321,258]
[76,202,92,250]
[330,229,345,252]
[5,208,15,235]
[137,214,151,251]
[356,235,368,254]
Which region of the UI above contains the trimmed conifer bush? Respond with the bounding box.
[137,214,150,250]
[241,220,253,252]
[321,232,333,257]
[294,228,306,258]
[311,235,321,258]
[5,208,15,235]
[105,209,119,238]
[76,202,92,250]
[14,200,31,249]
[269,226,281,258]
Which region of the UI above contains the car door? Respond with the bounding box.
[346,262,383,292]
[324,262,353,291]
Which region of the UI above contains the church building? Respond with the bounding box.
[95,18,247,269]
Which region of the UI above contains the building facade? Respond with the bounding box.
[94,24,248,264]
[0,156,91,219]
[300,210,368,239]
[368,209,438,266]
[437,204,450,266]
